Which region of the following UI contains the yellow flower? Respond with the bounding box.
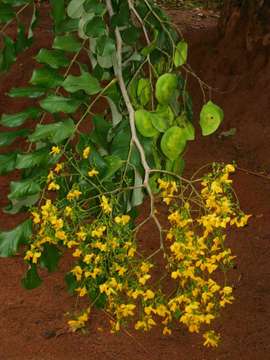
[225,164,235,173]
[76,286,87,297]
[83,254,94,264]
[138,274,151,285]
[91,226,106,238]
[143,289,155,300]
[71,266,83,281]
[64,206,73,217]
[67,189,82,201]
[114,215,131,225]
[55,230,67,241]
[50,146,61,155]
[68,309,90,332]
[163,327,172,335]
[24,249,41,264]
[88,168,99,177]
[72,248,82,257]
[31,211,40,224]
[83,146,90,159]
[48,182,60,191]
[100,195,112,214]
[54,163,63,173]
[203,330,220,347]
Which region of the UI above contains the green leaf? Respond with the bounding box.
[53,34,82,53]
[65,272,77,294]
[40,95,81,114]
[102,155,123,180]
[0,129,29,146]
[50,0,65,31]
[22,264,42,290]
[30,67,63,88]
[0,107,41,127]
[67,0,86,19]
[84,0,106,15]
[0,153,17,175]
[16,24,31,54]
[8,179,41,200]
[1,36,16,71]
[29,119,75,144]
[200,100,224,136]
[62,72,101,95]
[35,49,69,69]
[0,219,32,257]
[0,4,14,23]
[5,193,40,215]
[27,3,38,39]
[96,36,115,57]
[40,243,61,272]
[85,16,106,38]
[174,40,188,67]
[122,26,140,45]
[90,115,111,149]
[16,148,49,169]
[8,86,46,98]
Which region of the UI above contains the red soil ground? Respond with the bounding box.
[1,6,270,360]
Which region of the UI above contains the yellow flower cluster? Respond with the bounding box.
[23,163,249,348]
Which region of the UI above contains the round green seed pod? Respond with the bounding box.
[155,73,178,105]
[135,109,159,138]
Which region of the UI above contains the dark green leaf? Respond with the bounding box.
[50,0,65,31]
[0,219,32,257]
[65,272,77,294]
[16,148,49,169]
[0,4,14,23]
[35,49,69,69]
[85,16,106,38]
[53,35,82,53]
[0,129,29,146]
[8,178,41,200]
[29,119,75,144]
[30,67,63,88]
[40,95,81,114]
[40,243,61,272]
[22,264,42,289]
[0,107,41,127]
[62,72,101,95]
[0,153,17,175]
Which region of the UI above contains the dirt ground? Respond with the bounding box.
[1,5,270,360]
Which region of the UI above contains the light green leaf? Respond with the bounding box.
[0,219,32,257]
[67,0,86,19]
[174,40,188,67]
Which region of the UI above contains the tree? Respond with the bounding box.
[220,0,270,50]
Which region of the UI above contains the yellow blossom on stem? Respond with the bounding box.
[50,146,61,155]
[100,195,112,214]
[54,163,63,173]
[48,182,60,191]
[203,330,220,347]
[67,189,82,201]
[83,146,90,159]
[88,168,99,177]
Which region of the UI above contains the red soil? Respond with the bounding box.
[1,6,270,360]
